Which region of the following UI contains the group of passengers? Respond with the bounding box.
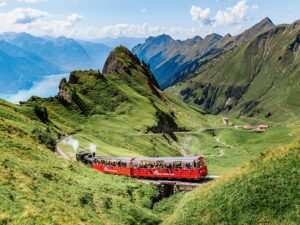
[95,160,198,169]
[96,160,127,167]
[137,161,193,169]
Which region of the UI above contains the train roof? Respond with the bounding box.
[94,156,132,162]
[94,155,204,162]
[132,156,203,162]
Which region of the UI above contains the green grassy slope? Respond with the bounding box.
[168,20,300,122]
[1,46,299,224]
[0,99,163,225]
[162,142,300,225]
[0,138,161,225]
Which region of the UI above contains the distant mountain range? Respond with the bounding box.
[132,17,275,89]
[0,32,112,93]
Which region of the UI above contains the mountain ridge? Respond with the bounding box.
[132,17,276,89]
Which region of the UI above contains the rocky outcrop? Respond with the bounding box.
[102,46,141,75]
[58,78,72,104]
[102,51,127,75]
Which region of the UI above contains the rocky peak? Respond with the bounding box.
[102,46,163,100]
[204,33,223,42]
[261,17,274,25]
[102,46,140,75]
[185,36,203,45]
[242,17,275,38]
[224,33,232,39]
[149,34,173,43]
[139,34,176,49]
[253,17,275,32]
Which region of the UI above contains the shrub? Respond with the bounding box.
[33,105,49,123]
[32,128,56,150]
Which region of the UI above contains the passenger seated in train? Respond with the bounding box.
[184,163,192,169]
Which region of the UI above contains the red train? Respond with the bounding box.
[76,152,208,180]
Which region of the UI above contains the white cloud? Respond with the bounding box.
[141,8,147,13]
[0,0,47,6]
[0,8,85,37]
[65,13,84,27]
[191,0,257,27]
[214,0,249,26]
[0,8,47,29]
[63,23,204,40]
[12,8,47,24]
[14,19,197,39]
[0,1,257,41]
[190,5,212,25]
[0,0,6,7]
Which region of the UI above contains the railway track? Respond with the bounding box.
[138,176,219,195]
[139,175,219,186]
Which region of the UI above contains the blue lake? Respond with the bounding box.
[0,73,69,104]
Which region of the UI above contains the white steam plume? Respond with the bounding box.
[88,144,97,154]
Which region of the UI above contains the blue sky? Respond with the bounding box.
[0,0,299,40]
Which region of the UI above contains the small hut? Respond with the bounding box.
[258,124,269,130]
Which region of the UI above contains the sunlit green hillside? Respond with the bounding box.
[163,142,300,225]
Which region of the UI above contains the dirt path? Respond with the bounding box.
[55,135,74,160]
[55,146,70,160]
[213,136,233,149]
[213,136,233,157]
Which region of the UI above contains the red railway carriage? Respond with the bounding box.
[131,156,207,180]
[92,156,132,176]
[86,154,208,180]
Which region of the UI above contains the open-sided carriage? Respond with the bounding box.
[77,152,208,180]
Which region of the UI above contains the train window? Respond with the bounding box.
[164,163,173,169]
[132,162,139,168]
[156,161,163,168]
[173,161,182,169]
[140,161,148,168]
[184,163,192,169]
[195,160,202,168]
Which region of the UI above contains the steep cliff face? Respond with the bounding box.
[168,20,300,121]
